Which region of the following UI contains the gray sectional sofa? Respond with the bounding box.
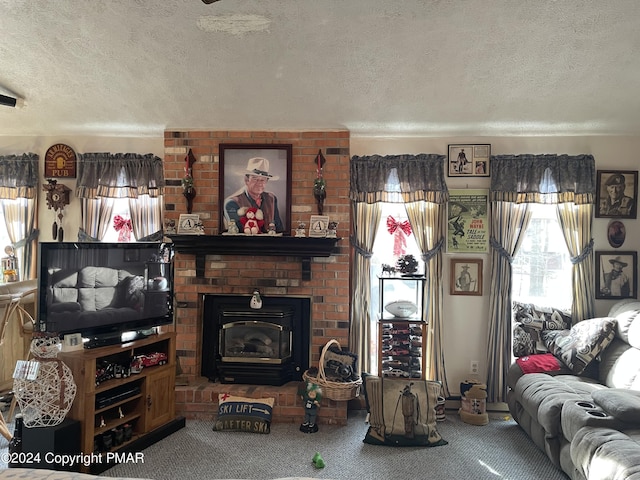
[507,299,640,480]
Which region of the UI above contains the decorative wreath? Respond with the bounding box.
[396,254,419,274]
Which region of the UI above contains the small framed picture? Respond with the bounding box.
[596,170,638,219]
[309,215,329,237]
[62,332,84,352]
[448,144,491,177]
[177,214,202,235]
[596,251,637,299]
[450,259,483,296]
[607,220,626,248]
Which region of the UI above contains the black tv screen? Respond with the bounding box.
[37,242,174,342]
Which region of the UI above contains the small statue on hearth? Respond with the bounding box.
[327,221,338,238]
[267,222,277,235]
[227,219,239,235]
[299,381,322,433]
[238,207,264,235]
[295,222,306,238]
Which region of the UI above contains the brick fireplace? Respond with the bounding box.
[162,130,352,425]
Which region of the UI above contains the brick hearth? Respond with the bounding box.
[175,377,349,425]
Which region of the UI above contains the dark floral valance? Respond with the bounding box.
[76,153,165,199]
[350,154,448,204]
[490,154,595,205]
[0,153,39,199]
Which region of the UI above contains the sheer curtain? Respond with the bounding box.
[0,153,39,279]
[349,154,449,392]
[486,154,596,402]
[76,153,165,241]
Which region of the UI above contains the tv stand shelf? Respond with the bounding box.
[58,331,184,474]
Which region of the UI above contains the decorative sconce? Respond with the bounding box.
[313,149,326,215]
[182,149,197,214]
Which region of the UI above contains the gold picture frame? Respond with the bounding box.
[450,258,483,296]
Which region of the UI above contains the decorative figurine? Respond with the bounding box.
[164,219,177,235]
[118,407,124,419]
[250,289,263,310]
[267,222,277,235]
[100,416,106,428]
[327,221,338,238]
[299,381,322,433]
[295,222,306,238]
[227,219,239,235]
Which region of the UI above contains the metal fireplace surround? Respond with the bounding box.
[202,294,311,386]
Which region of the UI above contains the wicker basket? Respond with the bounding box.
[302,339,362,401]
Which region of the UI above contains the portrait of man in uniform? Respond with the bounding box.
[596,170,638,219]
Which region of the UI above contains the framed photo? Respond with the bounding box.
[596,170,638,219]
[219,144,292,235]
[450,259,483,296]
[607,220,626,249]
[309,215,329,237]
[177,214,202,235]
[62,332,84,352]
[447,189,489,253]
[595,250,637,300]
[448,144,491,177]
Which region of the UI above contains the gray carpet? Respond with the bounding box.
[103,410,568,480]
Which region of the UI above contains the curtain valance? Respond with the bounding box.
[350,154,448,204]
[76,153,165,199]
[0,153,39,199]
[490,154,595,205]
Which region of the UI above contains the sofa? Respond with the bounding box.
[507,299,640,480]
[46,266,146,334]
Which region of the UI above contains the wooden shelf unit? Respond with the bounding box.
[58,332,179,473]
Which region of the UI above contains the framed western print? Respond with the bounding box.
[450,258,483,296]
[595,250,637,299]
[447,189,489,253]
[596,170,638,219]
[448,144,491,177]
[219,144,292,235]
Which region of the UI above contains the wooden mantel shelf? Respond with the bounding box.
[167,235,342,280]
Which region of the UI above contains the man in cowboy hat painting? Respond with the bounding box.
[601,256,630,297]
[224,157,284,233]
[600,173,635,217]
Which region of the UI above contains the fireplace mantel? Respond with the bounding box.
[167,235,342,280]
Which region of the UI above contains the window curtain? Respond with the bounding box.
[486,154,596,402]
[76,153,165,241]
[0,153,39,279]
[349,154,449,394]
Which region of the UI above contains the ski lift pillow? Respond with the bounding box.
[362,374,447,447]
[212,394,274,434]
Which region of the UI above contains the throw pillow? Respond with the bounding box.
[362,373,447,447]
[212,394,274,434]
[592,389,640,423]
[512,301,571,357]
[542,317,617,375]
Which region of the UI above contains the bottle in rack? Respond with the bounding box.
[8,413,24,468]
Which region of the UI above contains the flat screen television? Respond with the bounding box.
[37,242,174,347]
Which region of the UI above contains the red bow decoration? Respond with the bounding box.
[387,216,412,236]
[387,216,412,257]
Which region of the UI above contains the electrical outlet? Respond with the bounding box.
[470,360,479,374]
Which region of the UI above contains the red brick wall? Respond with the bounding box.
[162,131,351,382]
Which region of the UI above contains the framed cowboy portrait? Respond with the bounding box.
[596,170,638,219]
[450,258,483,296]
[595,250,637,300]
[219,144,292,235]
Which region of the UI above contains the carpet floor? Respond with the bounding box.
[102,410,569,480]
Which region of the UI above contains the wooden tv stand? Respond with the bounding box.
[58,331,184,473]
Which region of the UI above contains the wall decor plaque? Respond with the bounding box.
[45,143,77,178]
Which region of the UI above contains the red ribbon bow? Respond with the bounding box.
[386,216,412,236]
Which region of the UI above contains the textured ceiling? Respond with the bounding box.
[1,0,639,138]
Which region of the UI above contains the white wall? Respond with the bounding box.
[351,135,640,395]
[0,136,164,242]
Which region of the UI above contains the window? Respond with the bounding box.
[369,203,421,374]
[511,204,572,311]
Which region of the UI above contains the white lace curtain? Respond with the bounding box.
[75,153,165,241]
